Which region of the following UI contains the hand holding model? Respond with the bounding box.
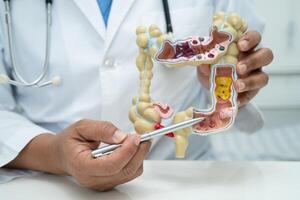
[6,120,151,191]
[129,12,273,158]
[198,14,273,107]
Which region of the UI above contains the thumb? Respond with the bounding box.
[75,120,127,144]
[197,64,211,76]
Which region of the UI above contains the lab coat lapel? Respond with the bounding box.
[73,0,106,40]
[105,0,137,49]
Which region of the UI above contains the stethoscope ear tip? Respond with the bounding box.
[0,74,9,84]
[51,76,62,86]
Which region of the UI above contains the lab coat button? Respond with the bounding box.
[104,58,115,67]
[113,60,120,67]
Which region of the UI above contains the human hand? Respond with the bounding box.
[197,31,273,107]
[55,120,151,191]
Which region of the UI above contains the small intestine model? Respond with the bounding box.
[129,12,248,158]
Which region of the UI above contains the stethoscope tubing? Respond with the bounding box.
[1,0,172,88]
[162,0,173,34]
[2,0,55,87]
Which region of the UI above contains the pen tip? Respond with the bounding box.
[194,117,204,123]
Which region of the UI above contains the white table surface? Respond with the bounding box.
[0,161,299,200]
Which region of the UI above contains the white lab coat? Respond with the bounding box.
[0,0,265,183]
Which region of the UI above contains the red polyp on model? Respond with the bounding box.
[165,132,175,137]
[154,122,163,130]
[154,122,174,137]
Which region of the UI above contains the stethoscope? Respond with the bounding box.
[0,0,61,87]
[0,0,173,88]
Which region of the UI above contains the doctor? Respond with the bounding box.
[0,0,273,191]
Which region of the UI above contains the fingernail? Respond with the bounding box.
[134,134,141,146]
[237,100,241,107]
[238,64,247,75]
[239,40,249,50]
[237,81,246,92]
[112,130,127,142]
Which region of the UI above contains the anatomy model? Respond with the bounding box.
[129,12,247,158]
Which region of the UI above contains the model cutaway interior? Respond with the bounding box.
[129,12,248,158]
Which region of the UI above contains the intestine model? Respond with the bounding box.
[129,12,248,158]
[129,25,174,135]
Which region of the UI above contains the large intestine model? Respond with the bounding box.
[129,12,248,158]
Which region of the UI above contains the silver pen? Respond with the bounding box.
[91,117,204,158]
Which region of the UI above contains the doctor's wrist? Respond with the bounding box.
[46,133,69,175]
[5,133,66,175]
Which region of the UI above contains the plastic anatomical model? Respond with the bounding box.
[129,12,248,158]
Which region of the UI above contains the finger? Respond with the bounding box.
[237,48,274,76]
[237,90,259,107]
[121,141,151,177]
[197,64,210,89]
[238,31,262,52]
[115,165,144,187]
[75,120,127,144]
[95,166,144,192]
[235,70,269,93]
[197,64,210,76]
[88,134,140,176]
